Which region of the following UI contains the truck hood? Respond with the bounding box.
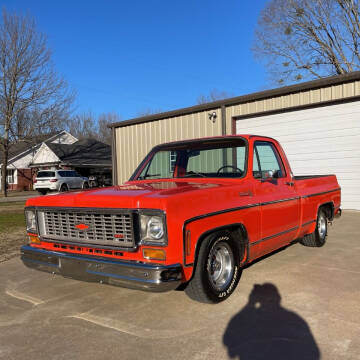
[26,180,235,209]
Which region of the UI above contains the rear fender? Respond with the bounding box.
[308,201,334,233]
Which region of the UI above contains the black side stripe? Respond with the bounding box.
[182,187,340,267]
[183,196,300,226]
[183,203,259,225]
[185,188,339,227]
[261,197,300,206]
[250,226,299,247]
[301,187,341,199]
[301,219,316,227]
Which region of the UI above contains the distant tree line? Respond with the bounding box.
[67,112,120,145]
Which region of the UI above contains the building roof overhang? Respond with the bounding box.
[108,71,360,129]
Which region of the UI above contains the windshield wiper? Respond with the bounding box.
[144,174,161,178]
[182,171,206,178]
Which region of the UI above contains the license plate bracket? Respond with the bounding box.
[59,257,87,278]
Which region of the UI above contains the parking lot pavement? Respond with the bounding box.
[0,212,359,360]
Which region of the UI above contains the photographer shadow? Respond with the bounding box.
[223,283,320,360]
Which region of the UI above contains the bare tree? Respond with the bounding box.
[253,0,360,84]
[68,111,121,145]
[197,89,231,104]
[98,112,120,145]
[67,111,97,140]
[0,9,74,196]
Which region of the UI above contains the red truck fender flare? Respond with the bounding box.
[306,201,335,234]
[184,223,250,276]
[317,201,335,220]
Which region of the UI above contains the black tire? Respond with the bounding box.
[301,209,328,247]
[38,189,47,195]
[60,184,69,192]
[185,231,242,303]
[83,182,89,189]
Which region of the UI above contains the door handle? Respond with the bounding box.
[238,191,253,197]
[285,181,294,186]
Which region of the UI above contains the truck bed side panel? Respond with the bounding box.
[295,175,341,236]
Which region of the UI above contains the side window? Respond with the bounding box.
[253,142,284,178]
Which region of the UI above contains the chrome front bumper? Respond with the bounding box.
[21,245,182,292]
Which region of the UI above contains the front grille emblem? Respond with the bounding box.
[75,223,90,231]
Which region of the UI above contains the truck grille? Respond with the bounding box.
[40,209,135,248]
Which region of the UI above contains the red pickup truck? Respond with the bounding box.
[22,135,341,303]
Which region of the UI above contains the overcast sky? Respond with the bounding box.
[2,0,268,120]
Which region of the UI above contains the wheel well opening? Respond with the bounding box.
[319,202,334,221]
[194,224,249,271]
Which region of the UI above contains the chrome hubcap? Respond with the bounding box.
[207,242,234,291]
[318,214,327,239]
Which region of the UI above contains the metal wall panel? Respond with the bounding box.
[225,80,360,133]
[115,109,222,184]
[236,101,360,210]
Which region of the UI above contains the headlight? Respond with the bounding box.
[139,212,167,246]
[25,209,37,233]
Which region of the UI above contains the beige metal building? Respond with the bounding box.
[110,72,360,210]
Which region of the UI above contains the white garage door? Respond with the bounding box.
[236,101,360,210]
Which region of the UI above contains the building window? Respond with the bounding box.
[169,151,177,172]
[7,169,15,184]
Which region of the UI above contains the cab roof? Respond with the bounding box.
[154,134,277,149]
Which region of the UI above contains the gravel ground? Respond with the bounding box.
[0,229,27,263]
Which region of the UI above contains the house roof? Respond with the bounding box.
[45,138,112,167]
[0,132,65,165]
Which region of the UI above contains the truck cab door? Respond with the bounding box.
[252,141,300,254]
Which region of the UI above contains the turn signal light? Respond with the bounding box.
[29,235,41,244]
[143,248,166,261]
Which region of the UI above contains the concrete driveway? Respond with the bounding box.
[0,212,359,360]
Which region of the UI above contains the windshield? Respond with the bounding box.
[135,138,247,180]
[37,171,55,178]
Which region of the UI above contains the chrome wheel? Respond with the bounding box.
[317,213,327,240]
[207,241,234,292]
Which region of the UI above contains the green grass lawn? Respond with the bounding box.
[0,201,26,207]
[0,212,25,233]
[0,201,26,233]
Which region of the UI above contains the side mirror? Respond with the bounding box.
[261,170,274,182]
[265,170,274,179]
